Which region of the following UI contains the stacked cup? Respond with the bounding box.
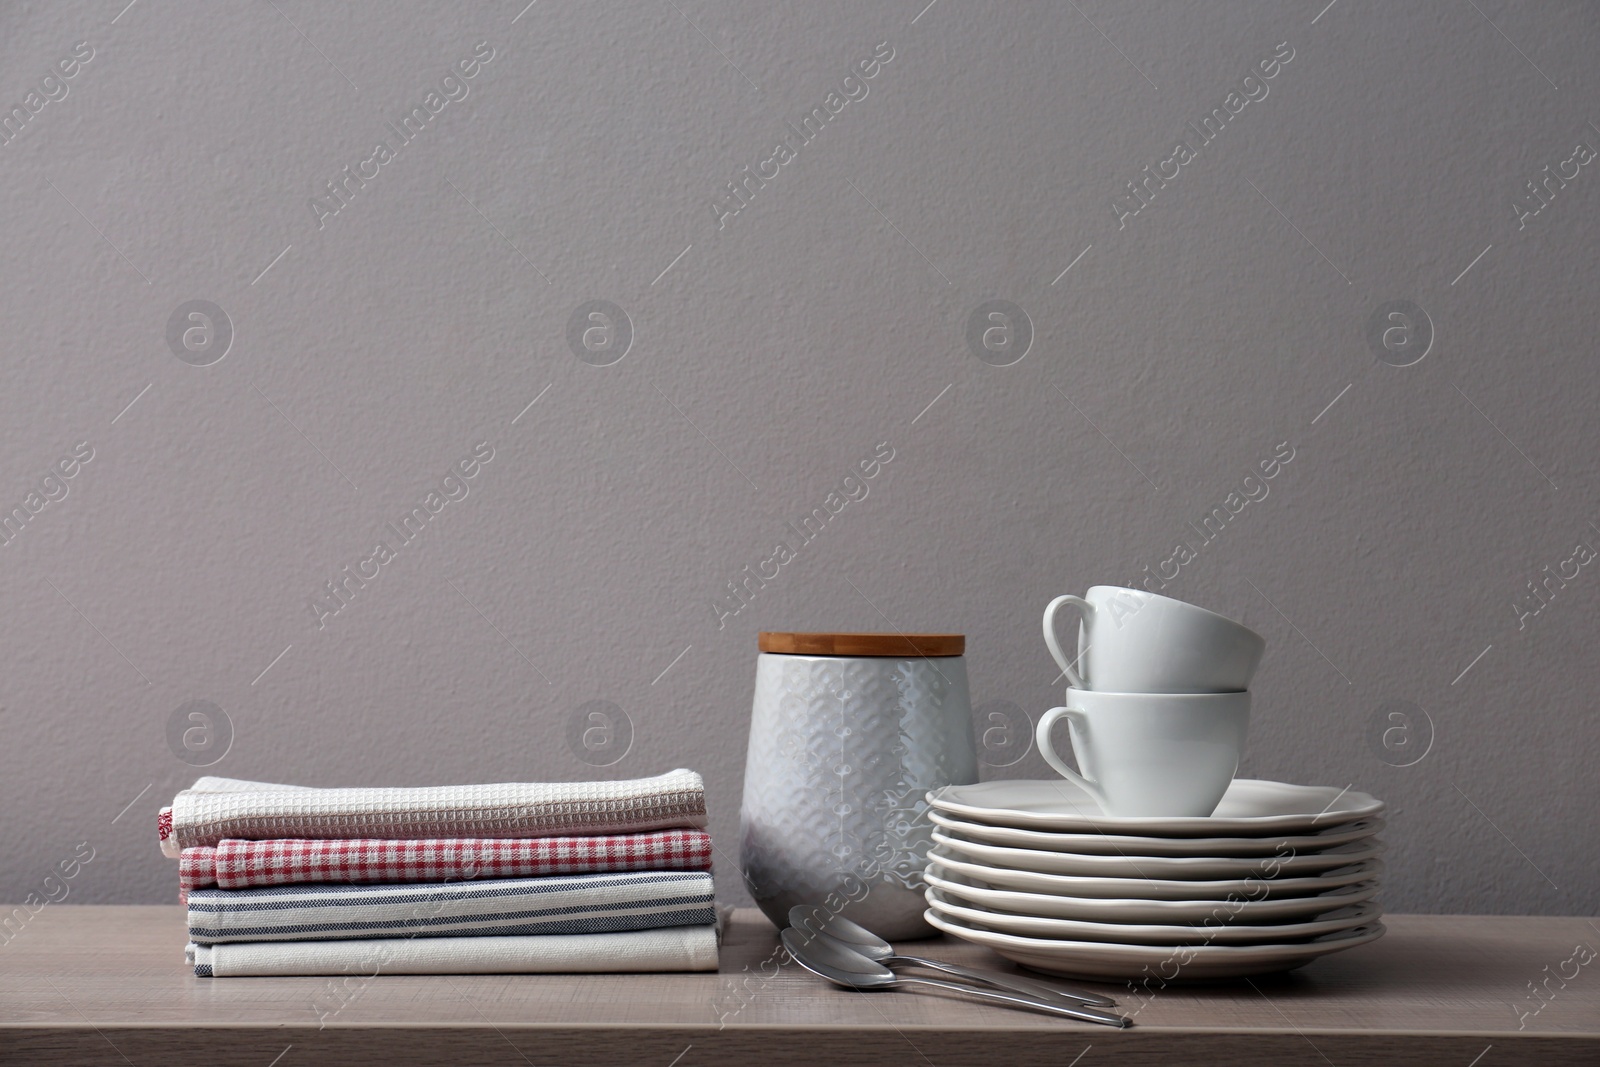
[1038,587,1267,818]
[919,594,1388,980]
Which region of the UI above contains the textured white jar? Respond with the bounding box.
[740,637,976,940]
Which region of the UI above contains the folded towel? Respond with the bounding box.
[186,923,720,976]
[179,831,713,894]
[160,769,706,855]
[186,869,716,945]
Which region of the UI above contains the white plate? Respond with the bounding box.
[928,848,1383,900]
[925,908,1387,980]
[928,779,1384,836]
[926,865,1383,924]
[928,809,1386,857]
[925,887,1383,945]
[931,829,1386,879]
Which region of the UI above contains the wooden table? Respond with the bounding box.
[2,907,1596,1065]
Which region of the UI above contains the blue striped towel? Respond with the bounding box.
[186,869,715,945]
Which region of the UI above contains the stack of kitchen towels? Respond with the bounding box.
[156,770,720,977]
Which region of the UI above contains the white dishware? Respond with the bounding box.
[928,849,1381,900]
[927,809,1386,857]
[927,779,1384,835]
[924,908,1386,981]
[1035,690,1250,817]
[925,888,1383,946]
[921,769,1390,979]
[1043,586,1266,693]
[741,632,976,940]
[924,865,1383,924]
[930,829,1386,879]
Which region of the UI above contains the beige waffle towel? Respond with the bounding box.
[159,769,706,855]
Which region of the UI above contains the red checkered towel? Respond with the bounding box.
[178,831,713,897]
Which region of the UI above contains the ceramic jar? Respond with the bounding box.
[740,632,977,940]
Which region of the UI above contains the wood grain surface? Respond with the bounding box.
[757,632,965,657]
[1,906,1596,1065]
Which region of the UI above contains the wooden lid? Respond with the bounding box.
[758,632,965,657]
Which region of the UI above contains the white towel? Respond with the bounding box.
[185,923,720,976]
[160,769,706,856]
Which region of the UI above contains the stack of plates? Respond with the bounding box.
[922,779,1387,980]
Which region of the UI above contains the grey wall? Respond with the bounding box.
[1,0,1596,916]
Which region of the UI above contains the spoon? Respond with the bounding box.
[789,905,1116,1008]
[781,926,1130,1027]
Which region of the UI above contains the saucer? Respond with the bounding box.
[927,809,1386,857]
[924,865,1383,924]
[927,779,1384,835]
[924,908,1387,980]
[925,888,1383,945]
[928,848,1383,900]
[930,830,1386,879]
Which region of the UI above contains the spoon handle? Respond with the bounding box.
[899,974,1130,1026]
[888,955,1115,1007]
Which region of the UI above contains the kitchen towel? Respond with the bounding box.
[187,869,716,945]
[160,769,706,855]
[186,923,721,976]
[178,830,713,893]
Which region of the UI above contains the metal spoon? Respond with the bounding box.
[781,926,1130,1027]
[789,905,1116,1008]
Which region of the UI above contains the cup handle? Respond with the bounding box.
[1042,595,1093,689]
[1035,706,1109,811]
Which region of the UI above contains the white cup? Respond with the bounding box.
[1043,586,1266,693]
[1035,689,1251,817]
